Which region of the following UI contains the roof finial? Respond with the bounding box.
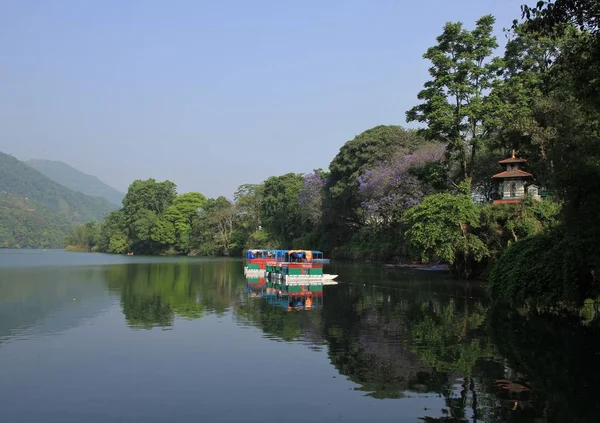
[512,149,516,159]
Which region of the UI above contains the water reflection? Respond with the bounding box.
[105,260,243,329]
[487,308,600,422]
[0,267,111,343]
[234,277,328,347]
[2,254,600,422]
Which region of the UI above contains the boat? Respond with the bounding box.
[264,250,337,283]
[243,249,287,275]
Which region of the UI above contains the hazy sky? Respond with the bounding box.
[1,0,525,198]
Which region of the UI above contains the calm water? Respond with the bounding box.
[0,250,599,423]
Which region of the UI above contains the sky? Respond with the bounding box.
[0,0,526,198]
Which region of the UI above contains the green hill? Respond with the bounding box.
[26,159,124,206]
[0,152,117,227]
[0,193,69,248]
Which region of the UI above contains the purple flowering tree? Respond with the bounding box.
[358,143,446,225]
[298,170,327,225]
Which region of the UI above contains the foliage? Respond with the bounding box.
[475,197,561,277]
[406,15,503,180]
[26,159,125,206]
[64,221,101,251]
[259,173,305,247]
[0,152,119,248]
[191,197,236,256]
[122,178,177,217]
[233,184,263,233]
[487,23,572,188]
[0,151,117,223]
[358,143,446,225]
[329,225,406,262]
[484,0,600,304]
[53,1,600,312]
[97,210,129,254]
[327,125,425,227]
[298,170,327,226]
[402,187,489,278]
[488,229,585,310]
[244,228,280,250]
[0,193,68,248]
[155,192,208,252]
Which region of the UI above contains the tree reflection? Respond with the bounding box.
[488,308,600,423]
[235,297,325,343]
[234,280,326,345]
[105,260,243,329]
[406,298,494,421]
[322,284,461,399]
[104,261,600,422]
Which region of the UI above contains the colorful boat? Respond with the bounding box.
[244,249,287,275]
[265,250,337,283]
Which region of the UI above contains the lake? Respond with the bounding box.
[0,249,599,423]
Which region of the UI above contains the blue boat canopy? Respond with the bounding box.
[245,249,287,259]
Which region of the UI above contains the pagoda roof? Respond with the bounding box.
[492,169,533,178]
[499,150,528,164]
[498,157,528,164]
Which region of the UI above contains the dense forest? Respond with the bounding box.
[60,0,600,310]
[0,152,118,248]
[0,193,69,248]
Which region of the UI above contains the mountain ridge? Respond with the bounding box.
[26,159,125,206]
[0,152,119,248]
[0,152,117,222]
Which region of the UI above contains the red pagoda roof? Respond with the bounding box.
[498,157,527,164]
[492,169,533,178]
[498,150,527,164]
[493,199,524,204]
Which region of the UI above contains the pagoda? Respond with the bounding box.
[492,151,537,204]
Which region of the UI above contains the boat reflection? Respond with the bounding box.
[246,277,330,311]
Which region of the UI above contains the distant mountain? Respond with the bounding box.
[0,151,117,223]
[26,159,124,206]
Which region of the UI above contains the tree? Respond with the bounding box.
[520,0,600,107]
[120,179,177,253]
[232,183,265,251]
[260,173,305,247]
[122,179,177,217]
[156,192,207,253]
[298,170,327,226]
[521,0,600,36]
[192,197,236,256]
[510,1,600,288]
[64,221,101,251]
[98,210,129,253]
[406,15,503,181]
[402,185,489,279]
[486,22,566,188]
[358,143,446,225]
[234,184,263,232]
[327,126,424,228]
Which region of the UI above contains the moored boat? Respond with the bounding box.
[264,250,337,283]
[244,249,286,275]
